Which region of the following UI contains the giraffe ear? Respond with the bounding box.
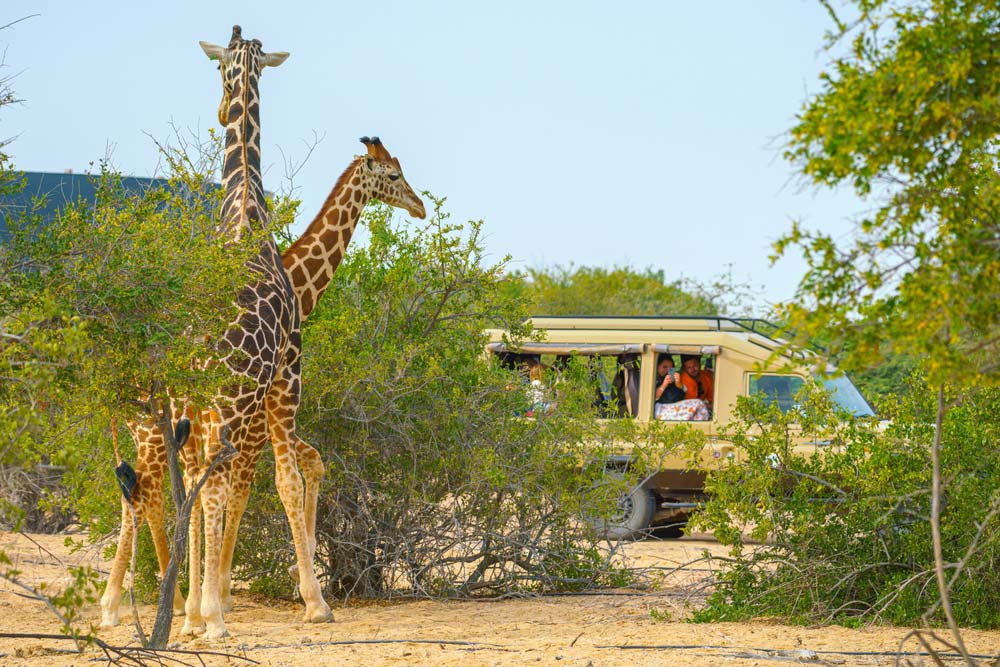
[262,51,290,68]
[199,41,228,61]
[365,157,374,171]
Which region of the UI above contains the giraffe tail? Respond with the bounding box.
[111,417,138,502]
[111,417,121,465]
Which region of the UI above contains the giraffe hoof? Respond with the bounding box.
[203,625,229,639]
[99,616,119,629]
[303,607,334,624]
[181,621,206,636]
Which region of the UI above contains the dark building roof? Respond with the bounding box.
[0,171,180,244]
[0,172,231,244]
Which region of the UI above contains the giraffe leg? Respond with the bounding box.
[266,379,332,624]
[100,499,138,628]
[198,464,229,639]
[289,439,324,580]
[181,487,205,635]
[145,488,186,617]
[219,413,267,612]
[180,411,209,635]
[101,422,167,629]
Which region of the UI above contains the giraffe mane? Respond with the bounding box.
[286,156,364,254]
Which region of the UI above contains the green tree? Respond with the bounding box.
[777,0,1000,384]
[692,383,1000,628]
[506,264,759,317]
[768,0,1000,650]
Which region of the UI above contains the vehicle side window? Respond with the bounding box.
[493,351,640,419]
[749,375,804,413]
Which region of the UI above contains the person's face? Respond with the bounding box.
[682,359,700,377]
[657,359,674,377]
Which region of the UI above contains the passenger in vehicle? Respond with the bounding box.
[654,354,686,405]
[521,356,553,416]
[588,357,616,417]
[681,354,715,409]
[611,353,641,418]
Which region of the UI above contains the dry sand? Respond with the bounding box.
[1,530,997,666]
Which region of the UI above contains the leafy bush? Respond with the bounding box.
[0,136,287,602]
[691,382,1000,628]
[234,199,662,599]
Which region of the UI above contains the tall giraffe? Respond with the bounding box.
[213,136,425,608]
[100,25,331,640]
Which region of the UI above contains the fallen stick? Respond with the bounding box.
[0,632,259,666]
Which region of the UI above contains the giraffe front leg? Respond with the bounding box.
[219,474,252,612]
[180,413,209,635]
[296,438,324,567]
[219,414,267,612]
[272,442,332,623]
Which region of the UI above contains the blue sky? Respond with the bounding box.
[2,2,862,312]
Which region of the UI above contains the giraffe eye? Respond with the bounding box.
[388,173,400,181]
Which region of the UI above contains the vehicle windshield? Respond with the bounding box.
[821,375,876,417]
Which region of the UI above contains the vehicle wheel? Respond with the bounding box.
[587,476,656,541]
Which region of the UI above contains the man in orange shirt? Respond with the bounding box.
[681,355,714,409]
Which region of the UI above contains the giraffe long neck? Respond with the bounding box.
[282,158,366,319]
[220,57,267,238]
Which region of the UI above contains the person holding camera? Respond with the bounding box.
[655,354,687,404]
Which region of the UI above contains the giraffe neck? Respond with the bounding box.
[220,57,267,238]
[282,158,366,319]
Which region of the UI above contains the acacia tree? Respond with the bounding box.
[1,134,274,645]
[507,264,759,317]
[773,0,1000,655]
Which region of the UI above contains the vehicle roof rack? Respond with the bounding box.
[525,315,823,353]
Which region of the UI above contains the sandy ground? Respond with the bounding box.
[1,531,998,666]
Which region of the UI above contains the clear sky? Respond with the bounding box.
[2,2,862,313]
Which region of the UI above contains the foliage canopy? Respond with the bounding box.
[777,0,1000,386]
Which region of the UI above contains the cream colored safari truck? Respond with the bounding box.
[484,316,875,539]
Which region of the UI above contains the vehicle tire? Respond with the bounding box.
[587,476,656,541]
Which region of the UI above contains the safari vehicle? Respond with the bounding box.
[485,316,875,539]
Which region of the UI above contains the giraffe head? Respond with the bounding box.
[358,136,426,219]
[199,25,289,127]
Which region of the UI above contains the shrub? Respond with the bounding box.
[234,198,653,599]
[691,382,1000,628]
